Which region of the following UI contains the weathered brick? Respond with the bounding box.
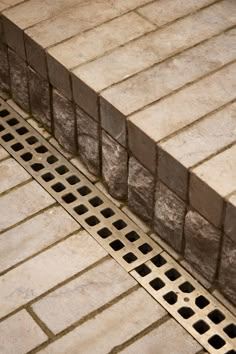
[0,158,31,194]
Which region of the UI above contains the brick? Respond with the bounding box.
[120,318,202,354]
[0,231,106,318]
[129,62,236,173]
[33,258,136,334]
[73,0,236,120]
[0,206,79,273]
[8,48,29,112]
[53,89,76,153]
[0,147,9,161]
[128,157,154,223]
[0,310,47,354]
[101,28,236,146]
[184,210,221,282]
[0,180,54,232]
[102,130,128,200]
[39,288,166,354]
[0,42,10,96]
[224,193,236,241]
[154,181,186,253]
[47,12,154,99]
[76,105,100,176]
[218,234,236,305]
[159,102,236,200]
[0,158,31,194]
[28,66,51,131]
[190,144,236,228]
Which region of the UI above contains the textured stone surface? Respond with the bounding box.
[76,105,99,176]
[0,41,10,96]
[128,157,154,223]
[218,234,236,305]
[0,310,47,354]
[33,259,136,334]
[154,181,186,252]
[28,66,51,131]
[8,48,29,111]
[53,89,76,153]
[184,210,221,282]
[224,193,236,242]
[39,288,167,354]
[0,158,31,194]
[102,130,128,200]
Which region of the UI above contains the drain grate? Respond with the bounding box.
[0,98,235,354]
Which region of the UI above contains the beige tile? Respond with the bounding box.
[39,288,166,354]
[0,146,9,161]
[101,28,236,145]
[33,258,136,334]
[0,231,107,318]
[190,144,236,227]
[0,206,79,272]
[128,62,236,173]
[224,192,236,241]
[159,102,236,200]
[0,310,47,354]
[0,158,31,194]
[73,0,236,119]
[47,12,154,98]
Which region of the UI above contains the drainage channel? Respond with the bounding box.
[0,98,235,354]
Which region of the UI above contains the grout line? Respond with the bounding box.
[0,177,32,198]
[26,306,54,340]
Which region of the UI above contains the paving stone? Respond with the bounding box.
[0,146,9,161]
[39,288,167,354]
[159,102,236,201]
[190,144,236,228]
[53,89,76,153]
[0,310,47,354]
[70,157,98,183]
[218,234,236,306]
[184,210,221,282]
[33,258,136,334]
[129,62,236,173]
[0,41,10,96]
[6,98,29,119]
[27,118,51,139]
[128,156,154,223]
[101,28,236,146]
[224,193,236,241]
[28,66,51,131]
[73,0,236,120]
[0,180,54,232]
[47,12,154,99]
[8,48,29,112]
[154,181,186,253]
[102,130,128,200]
[76,105,100,176]
[0,231,107,319]
[0,158,31,194]
[0,206,79,273]
[120,318,202,354]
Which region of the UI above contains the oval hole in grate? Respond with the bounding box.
[2,133,14,142]
[35,145,48,153]
[138,243,152,255]
[89,196,103,207]
[125,231,140,242]
[178,307,195,319]
[113,219,127,230]
[31,163,44,171]
[7,118,19,126]
[179,281,195,293]
[78,186,91,196]
[101,208,115,218]
[85,215,100,226]
[163,291,178,305]
[56,165,69,175]
[52,182,66,193]
[195,295,209,309]
[67,175,80,185]
[208,335,226,350]
[149,277,165,291]
[47,155,58,164]
[21,152,32,161]
[165,268,181,281]
[0,124,4,132]
[12,142,24,151]
[62,193,77,204]
[74,204,88,215]
[123,252,137,264]
[135,264,151,277]
[208,309,225,324]
[26,136,38,145]
[151,254,166,267]
[0,109,10,117]
[110,239,124,251]
[223,324,236,339]
[97,227,112,239]
[42,172,54,182]
[16,127,28,135]
[193,320,210,335]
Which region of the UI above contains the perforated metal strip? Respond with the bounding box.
[0,98,235,354]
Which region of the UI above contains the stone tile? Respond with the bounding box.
[150,233,180,261]
[129,62,236,172]
[33,258,136,334]
[128,156,154,223]
[0,180,54,232]
[0,147,9,161]
[184,210,221,282]
[28,66,51,131]
[0,310,47,354]
[190,144,236,228]
[76,105,100,176]
[138,0,215,26]
[6,98,29,119]
[70,157,98,183]
[122,206,150,233]
[101,28,236,146]
[27,118,51,139]
[224,193,236,242]
[102,130,128,200]
[47,12,154,99]
[159,102,236,201]
[0,41,10,96]
[120,318,202,354]
[0,231,107,318]
[0,206,79,273]
[0,158,31,194]
[95,181,122,207]
[8,48,29,112]
[49,138,74,160]
[73,0,236,120]
[218,234,236,306]
[154,181,186,253]
[53,89,76,153]
[39,288,167,354]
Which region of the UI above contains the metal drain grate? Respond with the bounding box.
[0,98,235,354]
